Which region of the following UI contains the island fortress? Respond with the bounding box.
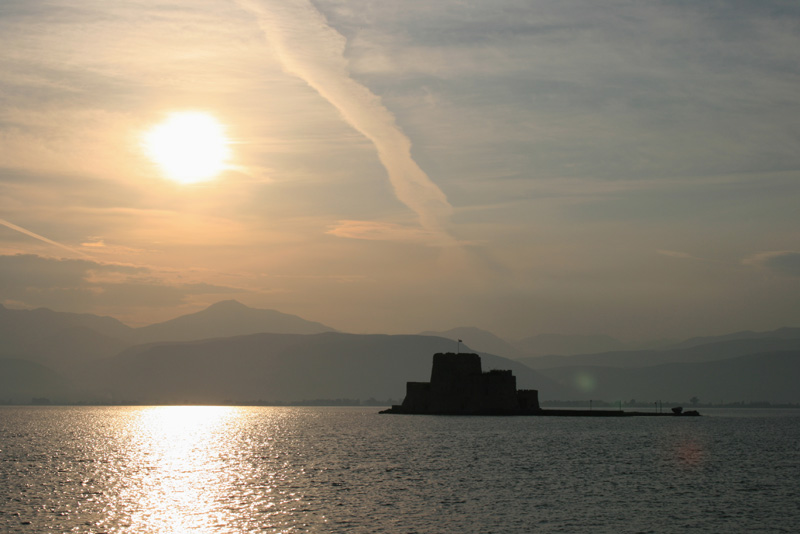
[381,352,701,417]
[381,352,541,415]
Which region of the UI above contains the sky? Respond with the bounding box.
[1,0,799,342]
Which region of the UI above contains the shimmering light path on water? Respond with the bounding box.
[1,406,798,533]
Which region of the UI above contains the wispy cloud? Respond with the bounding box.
[80,238,106,248]
[237,0,454,242]
[0,218,90,257]
[1,0,798,338]
[0,253,243,312]
[743,251,800,277]
[327,220,454,246]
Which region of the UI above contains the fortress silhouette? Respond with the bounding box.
[381,352,700,417]
[382,352,540,415]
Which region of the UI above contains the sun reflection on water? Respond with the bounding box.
[117,406,243,534]
[2,407,796,533]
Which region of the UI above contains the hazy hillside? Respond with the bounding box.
[0,358,74,403]
[513,333,626,357]
[84,333,569,404]
[667,327,800,350]
[0,303,133,338]
[0,304,133,370]
[3,301,798,406]
[0,301,338,370]
[537,351,800,404]
[418,327,523,359]
[0,303,133,340]
[134,300,335,343]
[518,337,800,370]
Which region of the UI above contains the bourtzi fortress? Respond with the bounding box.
[382,352,700,417]
[381,352,540,415]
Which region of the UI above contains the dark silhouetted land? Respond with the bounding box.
[0,302,797,406]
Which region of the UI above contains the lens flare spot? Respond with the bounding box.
[574,372,597,393]
[674,439,706,467]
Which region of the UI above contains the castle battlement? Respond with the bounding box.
[383,353,540,415]
[381,353,700,417]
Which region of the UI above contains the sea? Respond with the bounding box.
[0,406,798,533]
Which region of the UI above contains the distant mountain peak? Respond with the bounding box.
[134,300,335,343]
[206,299,248,311]
[513,333,626,357]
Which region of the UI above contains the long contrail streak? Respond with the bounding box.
[0,218,89,257]
[237,0,455,243]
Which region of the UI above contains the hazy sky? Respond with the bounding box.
[1,0,798,341]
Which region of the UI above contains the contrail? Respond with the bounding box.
[237,0,454,241]
[0,218,90,257]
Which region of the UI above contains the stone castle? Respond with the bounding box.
[382,352,540,415]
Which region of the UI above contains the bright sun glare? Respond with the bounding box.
[143,112,230,184]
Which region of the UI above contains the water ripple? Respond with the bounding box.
[0,406,798,532]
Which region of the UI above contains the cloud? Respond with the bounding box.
[81,238,106,248]
[744,251,800,277]
[322,0,800,186]
[0,254,243,311]
[327,220,454,246]
[0,254,136,292]
[0,217,90,257]
[1,0,798,339]
[237,0,454,241]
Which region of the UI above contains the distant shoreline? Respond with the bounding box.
[541,400,800,410]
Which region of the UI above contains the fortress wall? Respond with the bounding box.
[430,353,482,384]
[481,370,519,413]
[429,374,485,414]
[517,390,540,412]
[388,352,541,415]
[401,382,431,413]
[429,353,484,413]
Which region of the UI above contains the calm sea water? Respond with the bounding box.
[0,406,798,533]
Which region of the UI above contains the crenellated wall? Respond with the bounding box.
[395,353,539,415]
[430,352,482,384]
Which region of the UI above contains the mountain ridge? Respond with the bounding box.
[81,332,570,404]
[1,301,798,404]
[537,351,800,403]
[133,300,336,343]
[667,327,800,350]
[418,326,524,359]
[517,337,800,370]
[513,333,627,357]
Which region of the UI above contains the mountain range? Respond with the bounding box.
[0,300,334,372]
[134,299,335,343]
[517,329,800,403]
[0,301,565,404]
[0,301,797,405]
[419,327,635,358]
[418,327,525,359]
[517,334,800,370]
[537,351,800,404]
[79,332,568,404]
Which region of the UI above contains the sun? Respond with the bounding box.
[143,112,231,184]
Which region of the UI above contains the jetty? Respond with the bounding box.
[380,352,699,417]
